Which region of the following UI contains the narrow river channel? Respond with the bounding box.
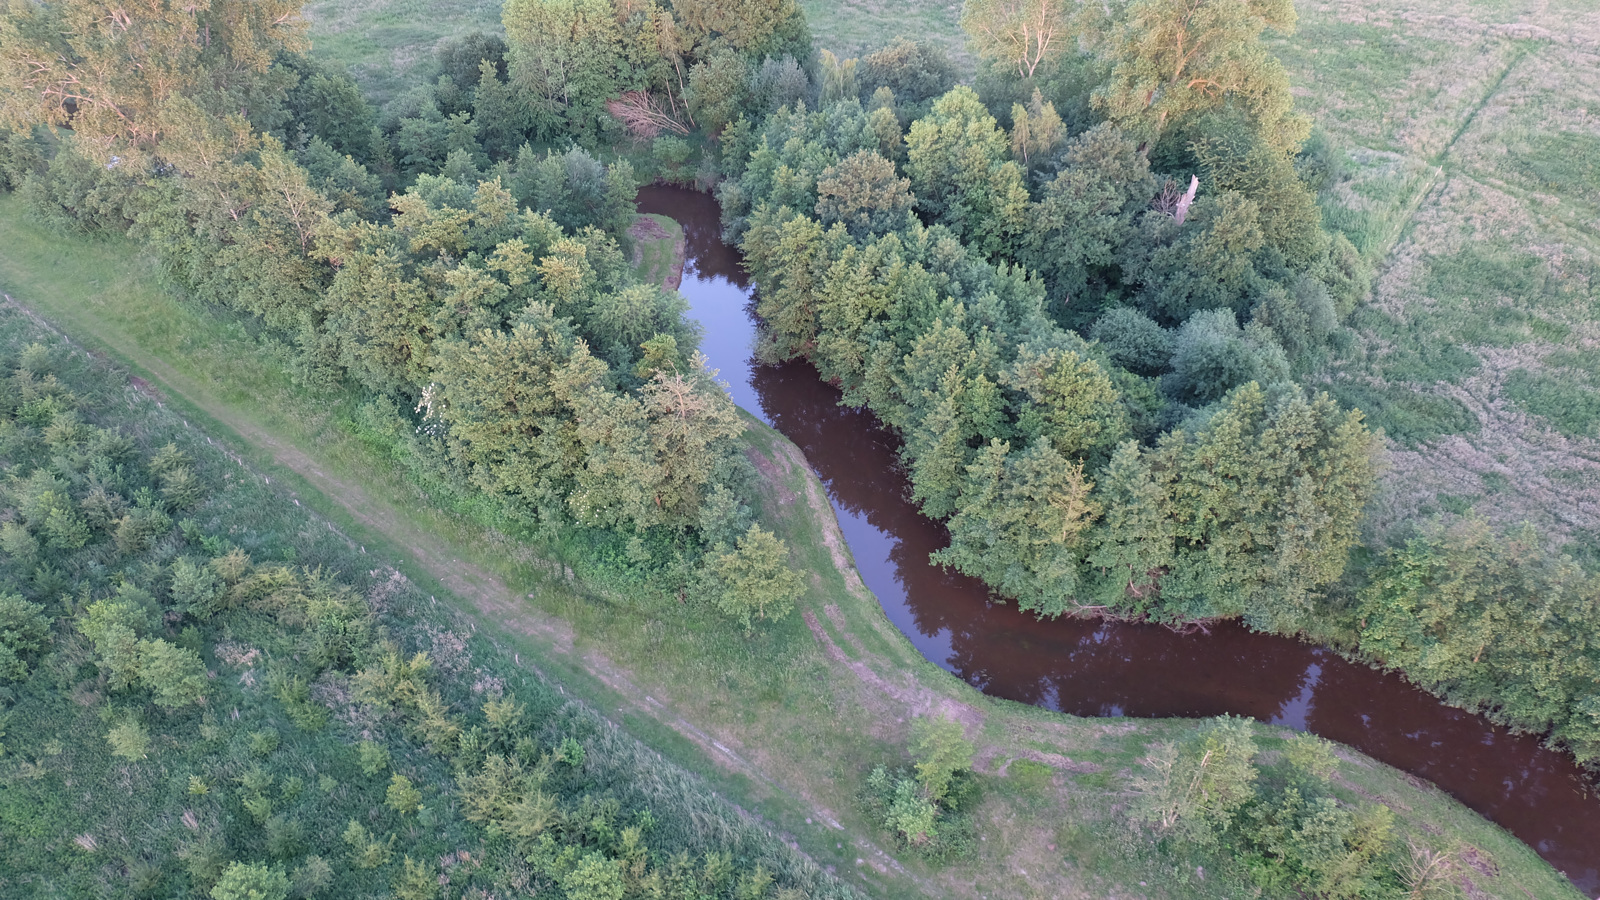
[636,184,1600,893]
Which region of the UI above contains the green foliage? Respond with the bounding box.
[814,150,915,241]
[933,440,1101,615]
[1023,123,1156,308]
[138,638,209,708]
[905,87,1030,257]
[211,862,291,900]
[0,592,50,682]
[870,766,939,844]
[856,40,956,118]
[1093,384,1379,628]
[1357,517,1600,764]
[1090,307,1174,375]
[701,524,804,631]
[358,739,391,776]
[1169,308,1290,404]
[387,774,424,815]
[1132,715,1258,846]
[563,852,625,900]
[107,720,152,761]
[394,856,440,900]
[342,820,395,870]
[1092,0,1308,154]
[909,714,974,802]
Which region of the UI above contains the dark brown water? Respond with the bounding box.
[637,184,1600,894]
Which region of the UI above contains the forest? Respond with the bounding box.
[0,0,1596,896]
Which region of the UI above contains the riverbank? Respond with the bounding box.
[0,192,1581,899]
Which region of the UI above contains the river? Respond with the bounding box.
[636,184,1600,893]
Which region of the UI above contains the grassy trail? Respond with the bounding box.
[0,194,1582,900]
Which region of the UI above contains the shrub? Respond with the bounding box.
[1130,715,1258,847]
[211,861,290,900]
[386,773,423,815]
[701,524,805,631]
[910,714,974,802]
[0,591,50,682]
[107,720,152,761]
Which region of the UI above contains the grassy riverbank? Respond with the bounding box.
[0,193,1581,898]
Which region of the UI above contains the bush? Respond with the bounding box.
[386,774,423,815]
[107,720,152,761]
[0,592,50,682]
[1130,715,1258,847]
[211,862,290,900]
[701,525,805,631]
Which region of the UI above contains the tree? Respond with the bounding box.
[638,357,745,524]
[1357,517,1600,764]
[1123,192,1267,323]
[1190,109,1325,269]
[211,862,290,900]
[171,557,226,619]
[503,0,623,144]
[1169,308,1288,403]
[80,589,156,690]
[910,714,975,802]
[670,0,809,57]
[933,439,1101,615]
[702,524,805,631]
[1091,0,1309,152]
[430,310,608,521]
[1089,307,1174,374]
[859,40,957,117]
[960,0,1078,78]
[1004,345,1129,462]
[1132,715,1257,846]
[394,857,439,900]
[107,720,152,760]
[0,0,307,160]
[562,852,625,900]
[1087,441,1175,610]
[814,150,916,241]
[387,774,424,815]
[473,62,526,160]
[1009,88,1065,169]
[905,87,1030,258]
[1150,383,1379,628]
[685,48,751,136]
[1023,123,1157,307]
[139,638,209,708]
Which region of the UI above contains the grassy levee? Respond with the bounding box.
[0,195,1582,898]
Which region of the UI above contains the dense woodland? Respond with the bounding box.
[0,0,1597,894]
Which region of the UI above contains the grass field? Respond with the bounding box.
[301,0,502,104]
[0,196,1583,898]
